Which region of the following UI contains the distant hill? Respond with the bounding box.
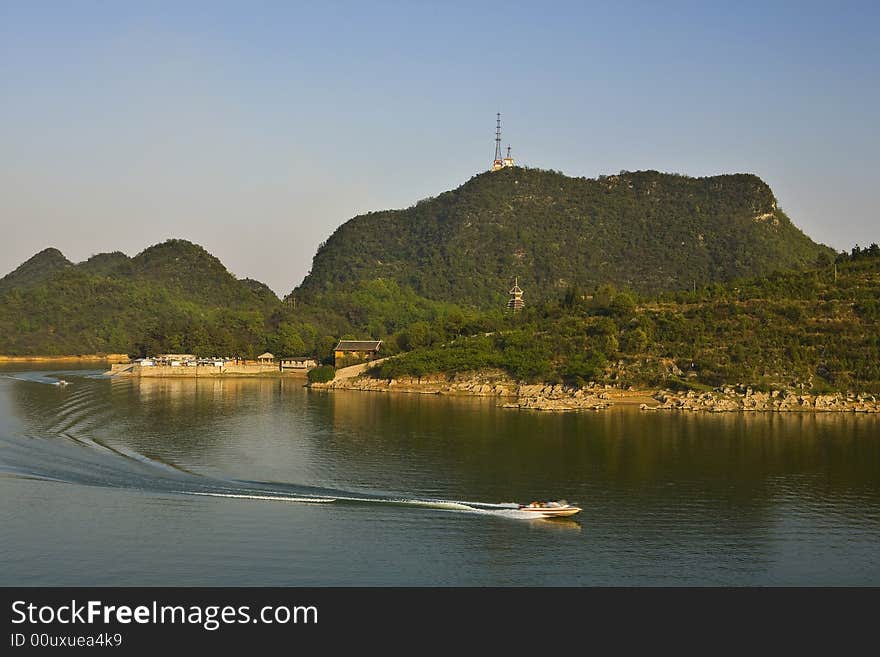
[0,247,72,293]
[77,251,131,276]
[115,239,282,308]
[0,240,282,356]
[295,168,833,307]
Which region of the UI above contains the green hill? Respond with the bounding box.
[0,247,72,293]
[77,251,131,276]
[124,239,272,308]
[0,240,282,356]
[0,170,861,391]
[295,168,833,308]
[373,246,880,394]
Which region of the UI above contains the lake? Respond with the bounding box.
[1,364,878,585]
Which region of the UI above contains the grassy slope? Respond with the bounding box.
[373,249,880,394]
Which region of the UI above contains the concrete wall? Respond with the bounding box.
[113,364,303,377]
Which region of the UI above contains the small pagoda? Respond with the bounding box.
[507,277,524,312]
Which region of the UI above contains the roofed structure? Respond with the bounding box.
[507,277,524,312]
[334,340,383,353]
[334,340,382,366]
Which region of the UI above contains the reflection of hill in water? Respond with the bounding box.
[104,377,321,474]
[322,388,880,493]
[321,389,880,544]
[6,372,880,555]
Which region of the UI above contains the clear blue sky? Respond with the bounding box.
[2,1,877,294]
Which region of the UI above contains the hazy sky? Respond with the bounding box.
[2,1,877,294]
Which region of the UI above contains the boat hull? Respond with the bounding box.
[520,506,582,518]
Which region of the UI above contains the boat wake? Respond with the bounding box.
[0,372,545,521]
[0,433,540,519]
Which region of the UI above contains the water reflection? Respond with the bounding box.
[2,365,879,585]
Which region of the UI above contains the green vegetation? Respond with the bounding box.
[370,247,880,394]
[0,248,72,293]
[0,168,875,397]
[307,365,336,383]
[296,168,833,307]
[0,240,283,357]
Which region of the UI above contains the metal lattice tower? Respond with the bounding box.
[494,113,503,162]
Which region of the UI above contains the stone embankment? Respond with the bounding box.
[316,369,622,411]
[645,387,880,413]
[315,368,880,413]
[107,363,303,377]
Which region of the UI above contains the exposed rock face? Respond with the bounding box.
[501,383,610,411]
[647,389,880,413]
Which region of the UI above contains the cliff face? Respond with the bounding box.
[296,168,833,306]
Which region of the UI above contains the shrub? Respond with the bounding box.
[307,365,336,383]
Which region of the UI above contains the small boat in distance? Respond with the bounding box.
[518,500,581,518]
[54,379,69,386]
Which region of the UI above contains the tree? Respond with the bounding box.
[610,292,637,319]
[622,328,648,353]
[273,323,306,357]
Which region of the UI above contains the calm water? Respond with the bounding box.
[1,364,879,586]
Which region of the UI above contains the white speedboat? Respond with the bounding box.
[518,500,581,518]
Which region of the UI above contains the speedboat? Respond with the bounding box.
[518,500,581,518]
[55,379,69,386]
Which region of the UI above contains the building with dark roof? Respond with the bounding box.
[334,340,383,365]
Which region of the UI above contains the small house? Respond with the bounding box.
[334,340,382,364]
[257,352,275,365]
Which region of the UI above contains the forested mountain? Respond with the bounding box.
[295,168,833,307]
[0,240,282,356]
[1,168,867,395]
[0,248,73,293]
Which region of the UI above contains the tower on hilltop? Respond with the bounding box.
[491,113,516,171]
[492,113,504,171]
[506,277,524,312]
[503,145,514,168]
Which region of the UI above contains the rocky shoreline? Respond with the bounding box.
[648,387,880,413]
[312,369,880,413]
[312,369,613,410]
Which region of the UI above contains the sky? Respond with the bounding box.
[1,1,878,295]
